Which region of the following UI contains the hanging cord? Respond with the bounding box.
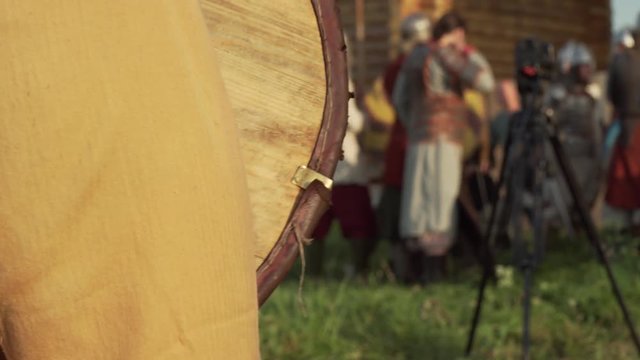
[293,224,314,315]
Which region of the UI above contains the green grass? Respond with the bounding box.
[259,226,640,359]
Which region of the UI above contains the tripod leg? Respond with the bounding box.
[549,130,640,354]
[506,154,536,360]
[465,161,515,356]
[464,185,509,355]
[465,199,508,356]
[464,182,508,355]
[522,160,545,360]
[466,121,524,356]
[465,265,491,356]
[459,188,497,279]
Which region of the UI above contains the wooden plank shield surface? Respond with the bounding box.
[200,0,348,305]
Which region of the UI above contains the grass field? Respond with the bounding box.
[259,226,640,359]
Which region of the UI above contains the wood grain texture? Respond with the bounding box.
[200,0,326,268]
[255,0,348,305]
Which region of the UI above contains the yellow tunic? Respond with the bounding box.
[0,1,259,359]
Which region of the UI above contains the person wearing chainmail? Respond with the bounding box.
[548,42,604,211]
[393,11,495,280]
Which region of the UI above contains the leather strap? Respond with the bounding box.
[257,180,331,305]
[256,0,348,306]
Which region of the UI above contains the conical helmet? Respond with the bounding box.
[557,41,595,73]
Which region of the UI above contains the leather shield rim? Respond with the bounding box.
[256,0,348,306]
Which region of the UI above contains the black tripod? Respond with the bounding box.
[464,90,640,359]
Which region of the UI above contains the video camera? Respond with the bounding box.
[467,36,640,359]
[515,38,556,96]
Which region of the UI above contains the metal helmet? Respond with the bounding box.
[615,28,636,49]
[557,41,595,73]
[400,13,431,43]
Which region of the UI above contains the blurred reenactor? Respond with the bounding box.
[606,25,640,234]
[549,41,604,210]
[361,13,431,162]
[614,28,636,54]
[604,29,637,168]
[372,13,431,281]
[393,11,495,281]
[311,76,378,277]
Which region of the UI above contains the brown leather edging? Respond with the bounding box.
[256,0,348,306]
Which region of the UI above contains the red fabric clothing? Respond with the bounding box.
[606,123,640,210]
[313,185,377,240]
[462,44,477,57]
[383,55,406,99]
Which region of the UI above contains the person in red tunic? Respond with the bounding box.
[606,26,640,233]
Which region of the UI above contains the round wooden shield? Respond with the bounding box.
[201,0,347,305]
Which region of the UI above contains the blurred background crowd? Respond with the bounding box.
[307,1,640,285]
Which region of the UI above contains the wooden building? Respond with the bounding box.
[338,0,611,88]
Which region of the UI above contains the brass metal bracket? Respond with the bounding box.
[291,165,333,190]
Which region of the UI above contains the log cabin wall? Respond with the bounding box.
[337,0,394,91]
[453,0,611,79]
[337,0,452,90]
[337,0,611,89]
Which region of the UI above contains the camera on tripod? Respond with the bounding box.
[515,38,556,96]
[466,37,640,359]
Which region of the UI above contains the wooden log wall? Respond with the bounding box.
[453,0,611,79]
[337,0,393,90]
[337,0,451,90]
[337,0,611,89]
